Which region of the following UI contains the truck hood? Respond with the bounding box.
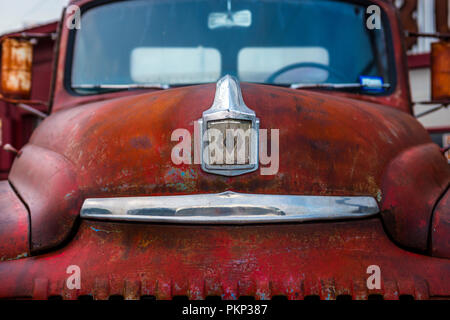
[26,82,430,198]
[10,81,450,254]
[9,81,440,252]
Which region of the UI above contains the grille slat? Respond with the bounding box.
[39,276,430,300]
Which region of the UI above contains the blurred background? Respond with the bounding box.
[0,0,69,35]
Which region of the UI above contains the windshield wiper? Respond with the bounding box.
[290,82,390,90]
[72,83,170,91]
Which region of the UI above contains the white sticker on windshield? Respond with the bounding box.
[360,76,384,91]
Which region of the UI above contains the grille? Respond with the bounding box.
[27,276,437,300]
[44,294,419,301]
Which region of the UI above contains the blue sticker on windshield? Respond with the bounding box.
[359,76,384,92]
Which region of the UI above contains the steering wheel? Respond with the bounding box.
[265,62,347,84]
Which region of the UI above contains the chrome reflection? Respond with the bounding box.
[81,191,379,224]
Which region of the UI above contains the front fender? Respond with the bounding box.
[431,187,450,258]
[381,143,450,252]
[0,181,29,261]
[9,144,82,253]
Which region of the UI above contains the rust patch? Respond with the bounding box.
[1,38,33,98]
[431,41,450,101]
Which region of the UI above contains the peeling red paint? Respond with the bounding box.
[0,219,448,300]
[0,0,448,300]
[381,143,450,251]
[0,181,29,261]
[431,188,450,258]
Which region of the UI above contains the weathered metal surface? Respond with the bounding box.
[435,0,450,34]
[0,0,448,300]
[9,81,442,252]
[395,0,418,50]
[0,218,448,300]
[9,144,81,252]
[431,188,450,258]
[0,180,29,261]
[21,84,431,195]
[1,38,33,98]
[431,41,450,101]
[381,143,450,251]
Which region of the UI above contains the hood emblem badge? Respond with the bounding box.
[198,75,259,176]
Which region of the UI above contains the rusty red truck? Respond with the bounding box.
[0,0,449,300]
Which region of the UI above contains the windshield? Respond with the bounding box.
[71,0,392,93]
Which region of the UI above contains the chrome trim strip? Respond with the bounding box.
[80,191,379,224]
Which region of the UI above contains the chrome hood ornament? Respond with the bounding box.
[204,75,256,118]
[198,75,259,176]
